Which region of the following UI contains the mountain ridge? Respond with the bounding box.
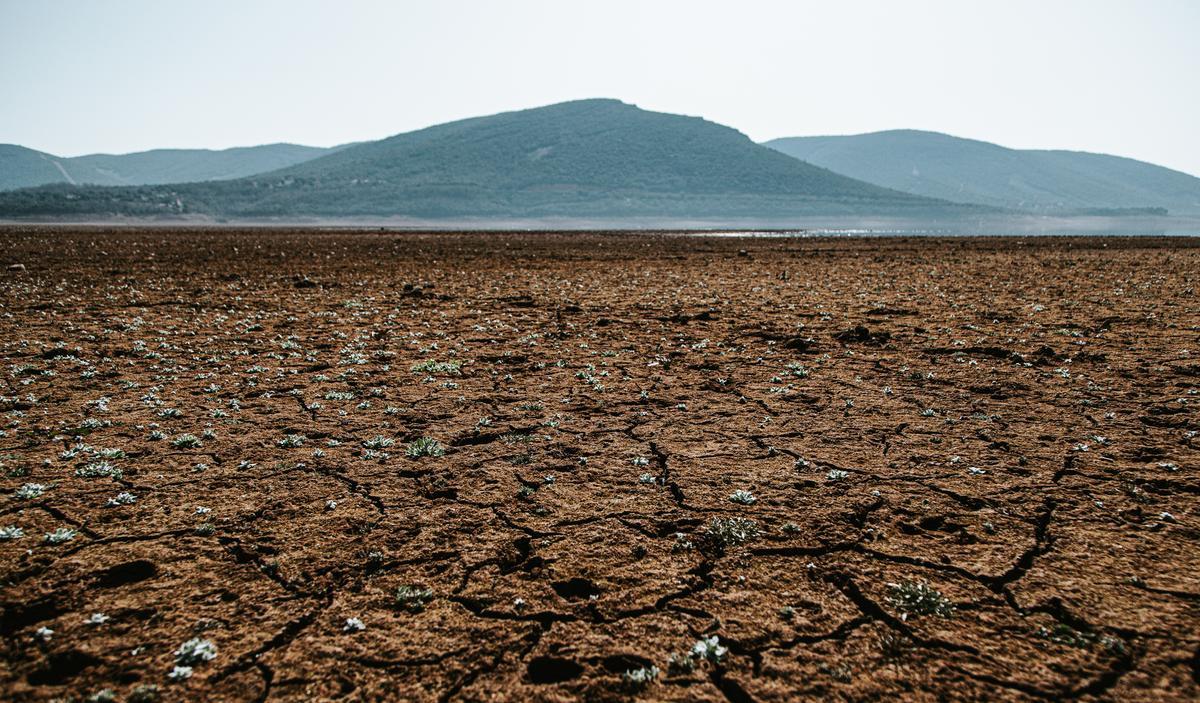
[765,130,1200,215]
[0,99,968,221]
[0,142,338,191]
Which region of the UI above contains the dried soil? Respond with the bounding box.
[1,229,1198,702]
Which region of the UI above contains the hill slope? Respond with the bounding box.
[0,100,967,220]
[0,145,75,191]
[766,130,1200,215]
[66,144,336,186]
[0,143,334,191]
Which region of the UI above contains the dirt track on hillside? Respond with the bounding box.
[1,229,1198,702]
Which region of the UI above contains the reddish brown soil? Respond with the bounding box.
[0,229,1198,702]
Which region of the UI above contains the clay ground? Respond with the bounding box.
[1,229,1198,702]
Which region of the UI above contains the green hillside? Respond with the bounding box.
[0,100,967,220]
[0,143,334,191]
[66,144,335,186]
[766,130,1200,215]
[0,145,74,191]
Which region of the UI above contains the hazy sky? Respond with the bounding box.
[2,0,1198,175]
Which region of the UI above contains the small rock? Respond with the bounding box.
[7,263,26,272]
[783,336,816,352]
[834,324,891,346]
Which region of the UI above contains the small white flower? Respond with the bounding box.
[729,489,757,505]
[14,483,48,500]
[690,635,728,662]
[35,626,53,640]
[343,617,365,632]
[44,527,77,544]
[167,665,193,681]
[174,637,218,665]
[622,665,660,688]
[85,612,110,625]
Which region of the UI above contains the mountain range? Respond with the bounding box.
[0,99,1196,222]
[0,100,953,220]
[766,130,1200,216]
[0,143,337,192]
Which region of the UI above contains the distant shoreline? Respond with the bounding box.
[2,213,1198,236]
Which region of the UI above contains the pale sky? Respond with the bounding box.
[2,0,1198,175]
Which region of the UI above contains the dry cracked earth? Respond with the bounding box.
[0,228,1198,702]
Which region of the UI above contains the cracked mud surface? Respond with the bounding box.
[1,228,1198,702]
